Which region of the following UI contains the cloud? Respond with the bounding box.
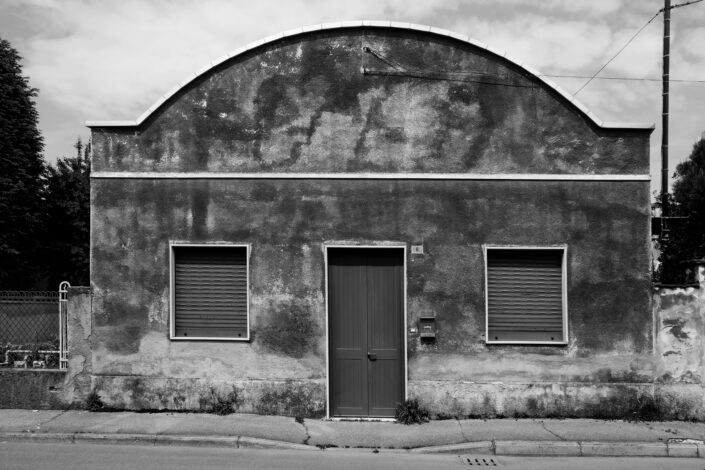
[13,0,464,120]
[0,0,702,186]
[472,16,614,72]
[8,0,685,122]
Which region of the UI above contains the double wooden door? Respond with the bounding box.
[328,248,404,417]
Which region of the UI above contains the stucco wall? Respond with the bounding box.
[62,287,92,405]
[91,28,649,175]
[89,178,651,415]
[88,27,654,417]
[650,266,705,420]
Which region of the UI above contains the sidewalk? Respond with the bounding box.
[1,409,705,457]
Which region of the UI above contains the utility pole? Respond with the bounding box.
[659,0,703,217]
[661,0,671,217]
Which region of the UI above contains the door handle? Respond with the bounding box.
[367,352,377,361]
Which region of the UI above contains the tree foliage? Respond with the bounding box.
[0,37,46,289]
[657,138,705,284]
[0,37,91,289]
[41,139,91,287]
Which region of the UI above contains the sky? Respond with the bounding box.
[1,0,704,196]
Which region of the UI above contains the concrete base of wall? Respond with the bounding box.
[91,376,326,418]
[63,375,705,421]
[0,370,67,409]
[409,380,705,420]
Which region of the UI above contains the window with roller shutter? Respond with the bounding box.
[484,247,567,344]
[170,244,249,341]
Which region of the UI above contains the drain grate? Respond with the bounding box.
[460,456,500,466]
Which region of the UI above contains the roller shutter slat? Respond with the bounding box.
[174,246,248,338]
[487,249,564,342]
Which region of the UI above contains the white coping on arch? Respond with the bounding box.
[85,21,655,131]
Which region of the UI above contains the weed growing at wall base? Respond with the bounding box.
[395,398,430,424]
[199,385,242,415]
[85,390,104,411]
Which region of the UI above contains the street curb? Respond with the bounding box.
[410,439,703,458]
[495,440,581,456]
[238,436,311,451]
[580,441,667,457]
[0,432,311,451]
[409,441,493,454]
[1,433,704,458]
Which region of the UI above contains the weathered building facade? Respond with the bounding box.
[87,23,656,418]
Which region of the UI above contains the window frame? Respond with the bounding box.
[483,245,568,345]
[169,242,251,341]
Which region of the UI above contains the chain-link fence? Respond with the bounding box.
[0,291,59,344]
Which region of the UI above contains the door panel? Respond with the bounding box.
[329,250,368,416]
[328,248,404,417]
[366,250,403,417]
[369,358,401,417]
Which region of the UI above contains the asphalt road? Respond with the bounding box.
[1,442,704,470]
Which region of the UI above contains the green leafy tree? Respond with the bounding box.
[41,138,91,287]
[0,37,46,289]
[657,138,705,283]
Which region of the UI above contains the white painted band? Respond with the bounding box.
[90,171,651,181]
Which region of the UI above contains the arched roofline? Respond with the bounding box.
[86,20,654,131]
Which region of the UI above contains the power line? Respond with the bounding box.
[574,10,662,96]
[665,0,703,11]
[575,0,704,96]
[541,74,705,83]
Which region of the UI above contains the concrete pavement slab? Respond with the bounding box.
[40,411,161,434]
[40,412,307,444]
[305,419,465,449]
[155,413,307,443]
[542,419,705,443]
[540,419,663,442]
[0,410,65,433]
[457,419,557,441]
[648,421,705,441]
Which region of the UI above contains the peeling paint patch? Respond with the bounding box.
[654,287,703,384]
[663,318,690,340]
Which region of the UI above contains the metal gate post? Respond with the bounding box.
[59,281,70,370]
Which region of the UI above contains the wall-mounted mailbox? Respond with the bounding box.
[419,316,436,339]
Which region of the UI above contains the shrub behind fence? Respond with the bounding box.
[0,291,59,344]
